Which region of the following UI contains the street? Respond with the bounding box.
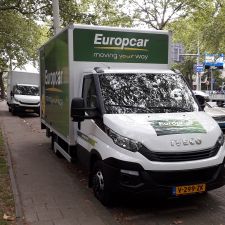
[1,100,225,225]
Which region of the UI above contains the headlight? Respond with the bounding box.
[107,127,142,152]
[218,132,225,146]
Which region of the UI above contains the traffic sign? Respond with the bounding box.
[194,64,204,73]
[204,53,224,69]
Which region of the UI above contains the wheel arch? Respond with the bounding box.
[88,149,102,187]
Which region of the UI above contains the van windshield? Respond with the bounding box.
[99,73,199,114]
[14,85,39,96]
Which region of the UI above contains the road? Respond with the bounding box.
[1,100,225,225]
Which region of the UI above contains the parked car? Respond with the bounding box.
[193,91,225,130]
[204,102,225,130]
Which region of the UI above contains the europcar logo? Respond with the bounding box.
[149,119,206,136]
[73,28,169,63]
[94,33,149,51]
[45,70,63,92]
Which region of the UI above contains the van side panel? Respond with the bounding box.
[40,30,70,139]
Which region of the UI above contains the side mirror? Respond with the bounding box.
[71,97,99,122]
[71,98,85,122]
[195,95,206,110]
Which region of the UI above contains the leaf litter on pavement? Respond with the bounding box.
[0,129,16,225]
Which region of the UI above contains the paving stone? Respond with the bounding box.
[0,101,118,225]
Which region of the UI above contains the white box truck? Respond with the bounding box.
[7,71,40,115]
[40,24,225,205]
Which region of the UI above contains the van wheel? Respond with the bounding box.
[12,108,17,115]
[92,161,113,206]
[51,134,55,150]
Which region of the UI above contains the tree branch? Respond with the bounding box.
[0,0,22,11]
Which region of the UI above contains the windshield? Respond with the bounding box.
[99,73,199,114]
[14,85,39,96]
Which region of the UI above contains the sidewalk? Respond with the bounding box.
[0,101,119,225]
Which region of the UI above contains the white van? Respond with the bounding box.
[7,71,40,115]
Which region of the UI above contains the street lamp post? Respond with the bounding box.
[52,0,61,35]
[177,40,201,90]
[210,67,214,92]
[196,42,200,91]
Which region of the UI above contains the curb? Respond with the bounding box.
[1,122,24,225]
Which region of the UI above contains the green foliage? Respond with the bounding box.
[167,0,225,87]
[168,0,225,54]
[0,10,48,72]
[56,0,132,27]
[122,0,203,29]
[1,0,225,92]
[172,58,196,88]
[0,129,15,225]
[0,0,132,72]
[81,0,132,27]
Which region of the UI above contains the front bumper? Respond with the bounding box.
[13,104,40,113]
[102,157,225,196]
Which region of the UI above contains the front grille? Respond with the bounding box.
[148,165,221,186]
[139,143,221,162]
[19,101,39,105]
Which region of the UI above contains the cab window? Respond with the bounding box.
[82,77,97,115]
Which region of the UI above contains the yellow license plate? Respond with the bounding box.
[173,184,206,196]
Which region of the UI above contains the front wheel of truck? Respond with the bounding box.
[11,107,17,115]
[92,161,114,206]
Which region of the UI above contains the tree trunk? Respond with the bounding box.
[0,72,5,99]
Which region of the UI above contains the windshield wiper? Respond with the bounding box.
[149,106,192,112]
[105,104,153,113]
[105,104,192,113]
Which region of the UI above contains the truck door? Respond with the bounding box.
[76,75,102,163]
[82,76,98,113]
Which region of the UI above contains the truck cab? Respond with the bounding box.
[71,68,225,205]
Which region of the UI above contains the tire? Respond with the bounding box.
[51,134,55,150]
[8,107,11,112]
[11,107,17,115]
[92,161,113,206]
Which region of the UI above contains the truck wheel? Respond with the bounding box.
[12,108,17,115]
[92,161,113,206]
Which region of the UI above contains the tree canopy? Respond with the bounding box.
[1,0,225,98]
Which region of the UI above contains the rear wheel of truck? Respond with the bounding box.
[92,161,114,206]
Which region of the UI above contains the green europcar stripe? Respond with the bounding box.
[149,119,206,136]
[77,131,97,146]
[40,30,69,138]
